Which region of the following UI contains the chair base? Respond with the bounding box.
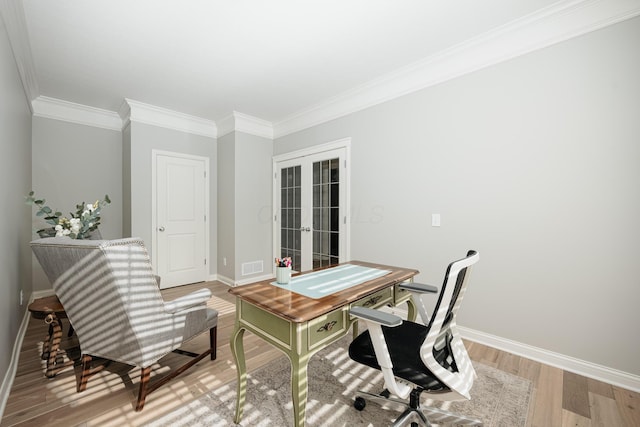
[78,326,218,412]
[355,388,483,427]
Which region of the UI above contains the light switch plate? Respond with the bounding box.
[432,214,441,227]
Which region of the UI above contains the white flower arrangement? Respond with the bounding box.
[26,191,111,239]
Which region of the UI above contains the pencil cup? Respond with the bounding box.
[276,267,291,284]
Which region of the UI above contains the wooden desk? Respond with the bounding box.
[229,261,419,427]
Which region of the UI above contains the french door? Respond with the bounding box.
[274,143,349,273]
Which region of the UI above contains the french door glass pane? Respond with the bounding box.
[312,158,339,269]
[280,165,301,272]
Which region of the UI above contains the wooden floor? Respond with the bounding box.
[2,281,638,426]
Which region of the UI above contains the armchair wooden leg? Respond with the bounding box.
[210,326,217,361]
[78,354,92,392]
[136,367,152,412]
[133,328,217,411]
[78,354,111,393]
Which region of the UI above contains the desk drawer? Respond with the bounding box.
[394,283,412,305]
[308,309,347,350]
[351,287,393,311]
[240,300,291,347]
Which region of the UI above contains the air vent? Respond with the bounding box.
[241,260,264,276]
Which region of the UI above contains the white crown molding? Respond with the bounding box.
[121,99,217,138]
[234,111,273,139]
[217,111,274,139]
[459,326,640,393]
[1,0,39,110]
[273,0,640,138]
[216,113,235,138]
[32,96,122,131]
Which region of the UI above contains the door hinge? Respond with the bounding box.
[204,258,207,265]
[274,214,277,222]
[344,216,347,224]
[204,170,207,178]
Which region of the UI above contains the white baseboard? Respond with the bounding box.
[0,289,54,419]
[0,306,29,420]
[235,273,273,286]
[32,289,55,299]
[215,273,274,287]
[458,326,640,393]
[380,305,640,393]
[215,274,234,287]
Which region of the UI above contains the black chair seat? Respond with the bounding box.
[349,320,452,392]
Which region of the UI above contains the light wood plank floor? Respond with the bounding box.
[2,281,638,426]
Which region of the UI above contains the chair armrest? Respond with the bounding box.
[350,306,402,327]
[399,282,438,293]
[164,288,212,313]
[351,306,412,399]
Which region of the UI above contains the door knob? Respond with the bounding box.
[158,226,165,232]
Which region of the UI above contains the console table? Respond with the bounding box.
[28,295,75,378]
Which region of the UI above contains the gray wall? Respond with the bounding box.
[275,17,640,376]
[31,117,123,291]
[127,121,217,276]
[0,15,33,391]
[216,131,273,283]
[234,132,273,280]
[122,122,131,237]
[216,132,235,280]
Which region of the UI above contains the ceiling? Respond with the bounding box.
[5,0,640,136]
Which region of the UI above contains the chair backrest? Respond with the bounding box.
[420,250,479,399]
[30,237,170,367]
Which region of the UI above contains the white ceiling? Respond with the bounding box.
[6,0,640,136]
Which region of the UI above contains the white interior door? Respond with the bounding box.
[154,151,209,288]
[274,143,349,273]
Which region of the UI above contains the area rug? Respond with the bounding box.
[147,338,532,427]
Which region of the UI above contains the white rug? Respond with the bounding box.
[147,338,532,426]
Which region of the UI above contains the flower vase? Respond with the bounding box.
[276,267,291,284]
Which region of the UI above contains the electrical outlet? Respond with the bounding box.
[20,289,23,306]
[223,257,227,266]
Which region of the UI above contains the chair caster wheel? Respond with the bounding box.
[354,397,366,411]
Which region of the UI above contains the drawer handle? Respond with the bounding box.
[363,295,382,307]
[317,321,337,333]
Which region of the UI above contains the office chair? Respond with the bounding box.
[348,250,481,426]
[31,237,218,411]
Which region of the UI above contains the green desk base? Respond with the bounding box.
[230,283,416,427]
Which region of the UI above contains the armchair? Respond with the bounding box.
[348,250,480,426]
[30,237,218,411]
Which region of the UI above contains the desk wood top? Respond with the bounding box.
[228,261,418,322]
